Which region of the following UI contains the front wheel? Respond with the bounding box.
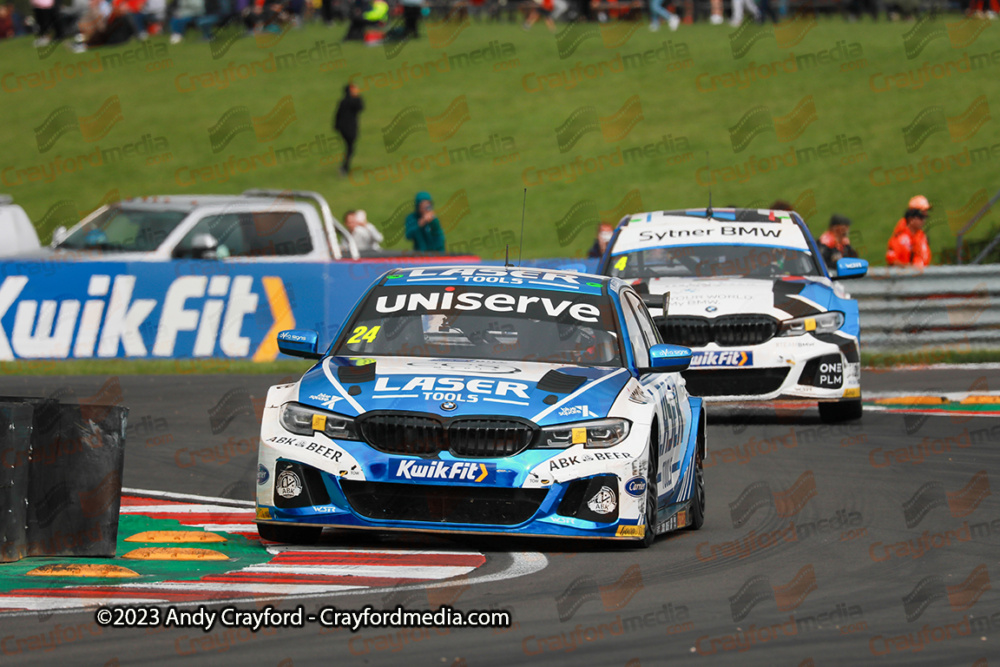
[819,398,863,423]
[687,455,705,530]
[633,436,658,549]
[257,522,322,544]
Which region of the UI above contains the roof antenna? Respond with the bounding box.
[517,187,527,267]
[705,151,713,219]
[504,244,510,268]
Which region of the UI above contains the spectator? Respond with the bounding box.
[522,0,555,31]
[245,0,289,32]
[399,0,421,38]
[969,0,998,17]
[587,222,614,258]
[758,0,776,21]
[31,0,65,45]
[74,0,110,43]
[144,0,165,32]
[849,0,878,20]
[83,0,136,45]
[115,0,147,39]
[333,81,364,177]
[886,195,932,268]
[0,5,16,37]
[170,0,209,42]
[709,0,722,23]
[343,0,385,40]
[818,214,858,271]
[405,192,446,252]
[730,0,759,25]
[345,209,383,251]
[648,0,679,31]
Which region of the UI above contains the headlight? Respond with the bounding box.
[279,402,358,440]
[538,419,631,449]
[778,311,844,337]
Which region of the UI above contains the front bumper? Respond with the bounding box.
[256,429,655,541]
[682,333,861,402]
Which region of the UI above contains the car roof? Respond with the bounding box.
[618,207,802,226]
[603,206,828,277]
[113,195,303,212]
[378,265,622,294]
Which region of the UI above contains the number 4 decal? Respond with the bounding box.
[347,325,381,344]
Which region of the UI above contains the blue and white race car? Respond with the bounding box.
[256,266,706,547]
[599,208,868,423]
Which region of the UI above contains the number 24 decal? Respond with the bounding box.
[348,325,381,344]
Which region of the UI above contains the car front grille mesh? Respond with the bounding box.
[355,413,536,458]
[656,315,779,347]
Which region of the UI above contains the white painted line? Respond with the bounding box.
[122,487,255,507]
[196,524,259,533]
[243,564,478,579]
[120,504,254,514]
[0,596,168,610]
[265,546,484,557]
[119,582,362,595]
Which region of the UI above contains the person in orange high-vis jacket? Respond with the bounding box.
[886,195,932,268]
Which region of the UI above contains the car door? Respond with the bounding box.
[621,291,677,500]
[637,291,693,491]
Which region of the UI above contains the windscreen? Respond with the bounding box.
[333,284,623,366]
[609,244,821,279]
[58,206,188,252]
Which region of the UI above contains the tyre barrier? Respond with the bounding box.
[0,398,127,563]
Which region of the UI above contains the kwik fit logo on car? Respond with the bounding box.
[392,460,494,483]
[0,262,322,360]
[690,351,753,367]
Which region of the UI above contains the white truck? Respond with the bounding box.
[0,195,42,257]
[46,190,362,261]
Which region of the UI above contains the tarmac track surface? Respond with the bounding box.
[1,368,999,666]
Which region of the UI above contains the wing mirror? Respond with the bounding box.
[277,329,322,359]
[833,258,868,280]
[642,344,691,373]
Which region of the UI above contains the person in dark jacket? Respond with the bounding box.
[333,82,363,176]
[405,191,445,252]
[818,214,858,271]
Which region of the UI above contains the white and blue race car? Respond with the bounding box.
[256,266,706,547]
[599,208,868,423]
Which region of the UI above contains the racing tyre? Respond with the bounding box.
[819,398,863,424]
[687,454,705,530]
[257,523,322,545]
[636,436,658,549]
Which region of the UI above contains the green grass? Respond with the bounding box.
[1,19,999,373]
[2,17,998,263]
[862,348,1000,367]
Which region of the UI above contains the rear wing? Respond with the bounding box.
[243,189,359,260]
